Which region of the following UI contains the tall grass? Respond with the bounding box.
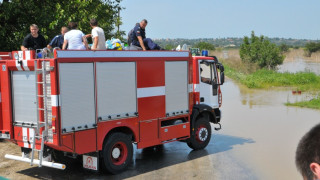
[244,70,320,90]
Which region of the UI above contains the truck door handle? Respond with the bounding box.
[200,97,204,102]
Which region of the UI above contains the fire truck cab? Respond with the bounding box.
[0,49,224,174]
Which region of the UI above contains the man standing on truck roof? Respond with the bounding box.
[131,19,162,51]
[47,26,69,49]
[296,123,320,180]
[85,18,106,50]
[21,24,46,51]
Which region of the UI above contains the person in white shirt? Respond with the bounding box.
[86,18,106,50]
[62,22,88,50]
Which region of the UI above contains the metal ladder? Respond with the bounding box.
[30,60,51,167]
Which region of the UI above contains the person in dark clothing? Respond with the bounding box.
[47,26,68,49]
[131,19,161,50]
[128,23,139,45]
[296,123,320,180]
[21,24,46,51]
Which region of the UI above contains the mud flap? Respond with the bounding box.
[83,154,99,171]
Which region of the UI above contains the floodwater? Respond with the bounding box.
[1,80,320,180]
[277,57,320,75]
[219,79,320,180]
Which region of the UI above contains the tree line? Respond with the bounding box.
[154,37,317,50]
[0,0,124,51]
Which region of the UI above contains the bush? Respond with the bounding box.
[304,42,320,57]
[240,31,285,70]
[279,43,289,52]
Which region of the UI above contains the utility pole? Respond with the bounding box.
[117,6,120,35]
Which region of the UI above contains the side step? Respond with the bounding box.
[5,154,66,170]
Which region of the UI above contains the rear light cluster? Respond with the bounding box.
[51,117,56,133]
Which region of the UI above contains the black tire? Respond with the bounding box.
[102,132,133,174]
[187,117,211,150]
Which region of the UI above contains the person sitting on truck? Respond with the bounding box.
[21,24,46,51]
[85,18,106,50]
[296,123,320,180]
[131,19,162,51]
[128,23,139,46]
[62,22,88,50]
[47,26,69,50]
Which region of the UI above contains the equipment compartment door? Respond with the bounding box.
[59,63,95,133]
[96,62,137,120]
[12,71,37,124]
[165,61,189,116]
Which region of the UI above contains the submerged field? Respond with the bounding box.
[212,49,320,109]
[224,64,320,91]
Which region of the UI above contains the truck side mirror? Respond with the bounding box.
[220,72,225,85]
[218,64,224,72]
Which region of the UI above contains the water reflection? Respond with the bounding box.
[277,58,320,75]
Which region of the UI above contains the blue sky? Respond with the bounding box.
[120,0,319,40]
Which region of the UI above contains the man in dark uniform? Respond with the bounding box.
[47,26,68,49]
[128,23,139,45]
[131,19,161,50]
[21,24,46,51]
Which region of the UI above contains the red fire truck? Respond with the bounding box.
[0,49,224,174]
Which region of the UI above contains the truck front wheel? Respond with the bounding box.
[102,132,133,174]
[187,117,211,150]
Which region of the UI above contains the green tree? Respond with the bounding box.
[0,0,123,51]
[194,41,215,51]
[240,31,285,70]
[279,43,289,53]
[164,44,175,50]
[304,42,320,57]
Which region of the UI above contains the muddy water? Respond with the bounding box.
[219,79,320,180]
[277,58,320,75]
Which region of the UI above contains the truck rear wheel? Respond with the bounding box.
[187,117,211,150]
[102,132,133,174]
